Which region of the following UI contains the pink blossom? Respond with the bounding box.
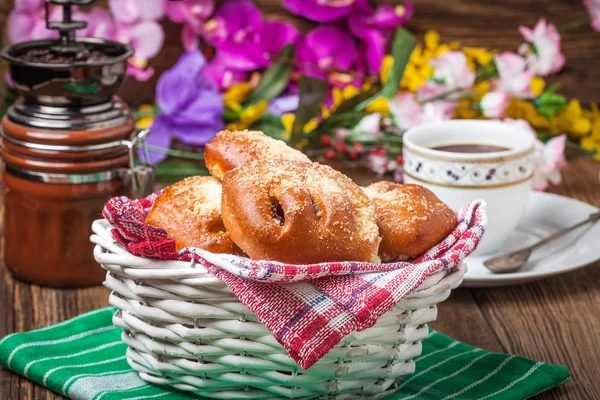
[518,18,565,76]
[503,119,567,191]
[583,0,600,31]
[429,51,475,90]
[493,52,534,99]
[480,92,510,118]
[388,92,454,130]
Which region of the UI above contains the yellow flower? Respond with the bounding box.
[580,121,600,160]
[505,99,549,130]
[554,99,592,138]
[530,77,546,97]
[136,116,154,130]
[463,47,494,66]
[379,55,394,84]
[224,82,252,111]
[226,101,268,131]
[424,31,440,50]
[135,104,156,130]
[281,113,319,142]
[366,97,390,115]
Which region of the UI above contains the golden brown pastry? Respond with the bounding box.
[204,130,311,180]
[222,159,381,264]
[363,182,457,261]
[146,176,243,254]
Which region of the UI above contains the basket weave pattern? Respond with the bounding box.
[92,219,466,399]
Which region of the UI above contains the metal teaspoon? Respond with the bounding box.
[484,211,600,273]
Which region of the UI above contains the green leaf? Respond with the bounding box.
[380,28,416,98]
[534,92,567,118]
[246,44,295,105]
[0,87,18,120]
[357,28,416,109]
[223,107,240,122]
[155,160,209,184]
[63,80,99,94]
[250,113,286,140]
[332,85,380,116]
[289,76,328,146]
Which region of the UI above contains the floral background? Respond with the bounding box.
[1,0,600,190]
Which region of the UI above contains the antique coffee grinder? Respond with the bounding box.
[0,0,154,287]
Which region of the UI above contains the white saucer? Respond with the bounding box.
[463,192,600,287]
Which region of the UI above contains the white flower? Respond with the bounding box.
[494,52,534,99]
[480,92,510,118]
[503,119,567,191]
[429,51,475,90]
[353,113,381,135]
[388,92,454,130]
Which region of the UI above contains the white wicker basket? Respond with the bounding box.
[91,219,466,399]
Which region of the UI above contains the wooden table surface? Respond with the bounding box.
[0,157,598,399]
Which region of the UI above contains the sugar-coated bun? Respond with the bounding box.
[222,160,381,264]
[363,182,457,261]
[204,130,311,180]
[146,176,243,254]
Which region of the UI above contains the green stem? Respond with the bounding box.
[146,145,205,160]
[559,17,591,33]
[418,87,466,104]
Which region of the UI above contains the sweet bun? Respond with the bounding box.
[363,182,457,261]
[221,159,381,264]
[146,176,243,254]
[204,130,311,180]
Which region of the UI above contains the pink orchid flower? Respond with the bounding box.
[518,18,565,76]
[164,0,215,50]
[493,52,534,99]
[348,0,413,75]
[8,2,60,43]
[388,92,454,130]
[296,25,357,83]
[108,0,164,24]
[503,119,567,191]
[283,0,356,22]
[480,92,510,118]
[584,0,600,31]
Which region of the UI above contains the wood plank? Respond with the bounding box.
[471,158,600,400]
[431,289,506,353]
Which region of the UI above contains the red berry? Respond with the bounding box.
[324,149,336,160]
[320,135,332,146]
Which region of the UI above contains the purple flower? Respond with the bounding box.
[145,51,224,164]
[268,94,300,116]
[297,25,357,81]
[283,0,356,22]
[348,0,413,75]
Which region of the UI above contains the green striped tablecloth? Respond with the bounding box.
[0,307,570,400]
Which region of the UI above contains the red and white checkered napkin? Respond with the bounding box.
[103,195,486,369]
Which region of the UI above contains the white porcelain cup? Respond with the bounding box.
[403,120,535,255]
